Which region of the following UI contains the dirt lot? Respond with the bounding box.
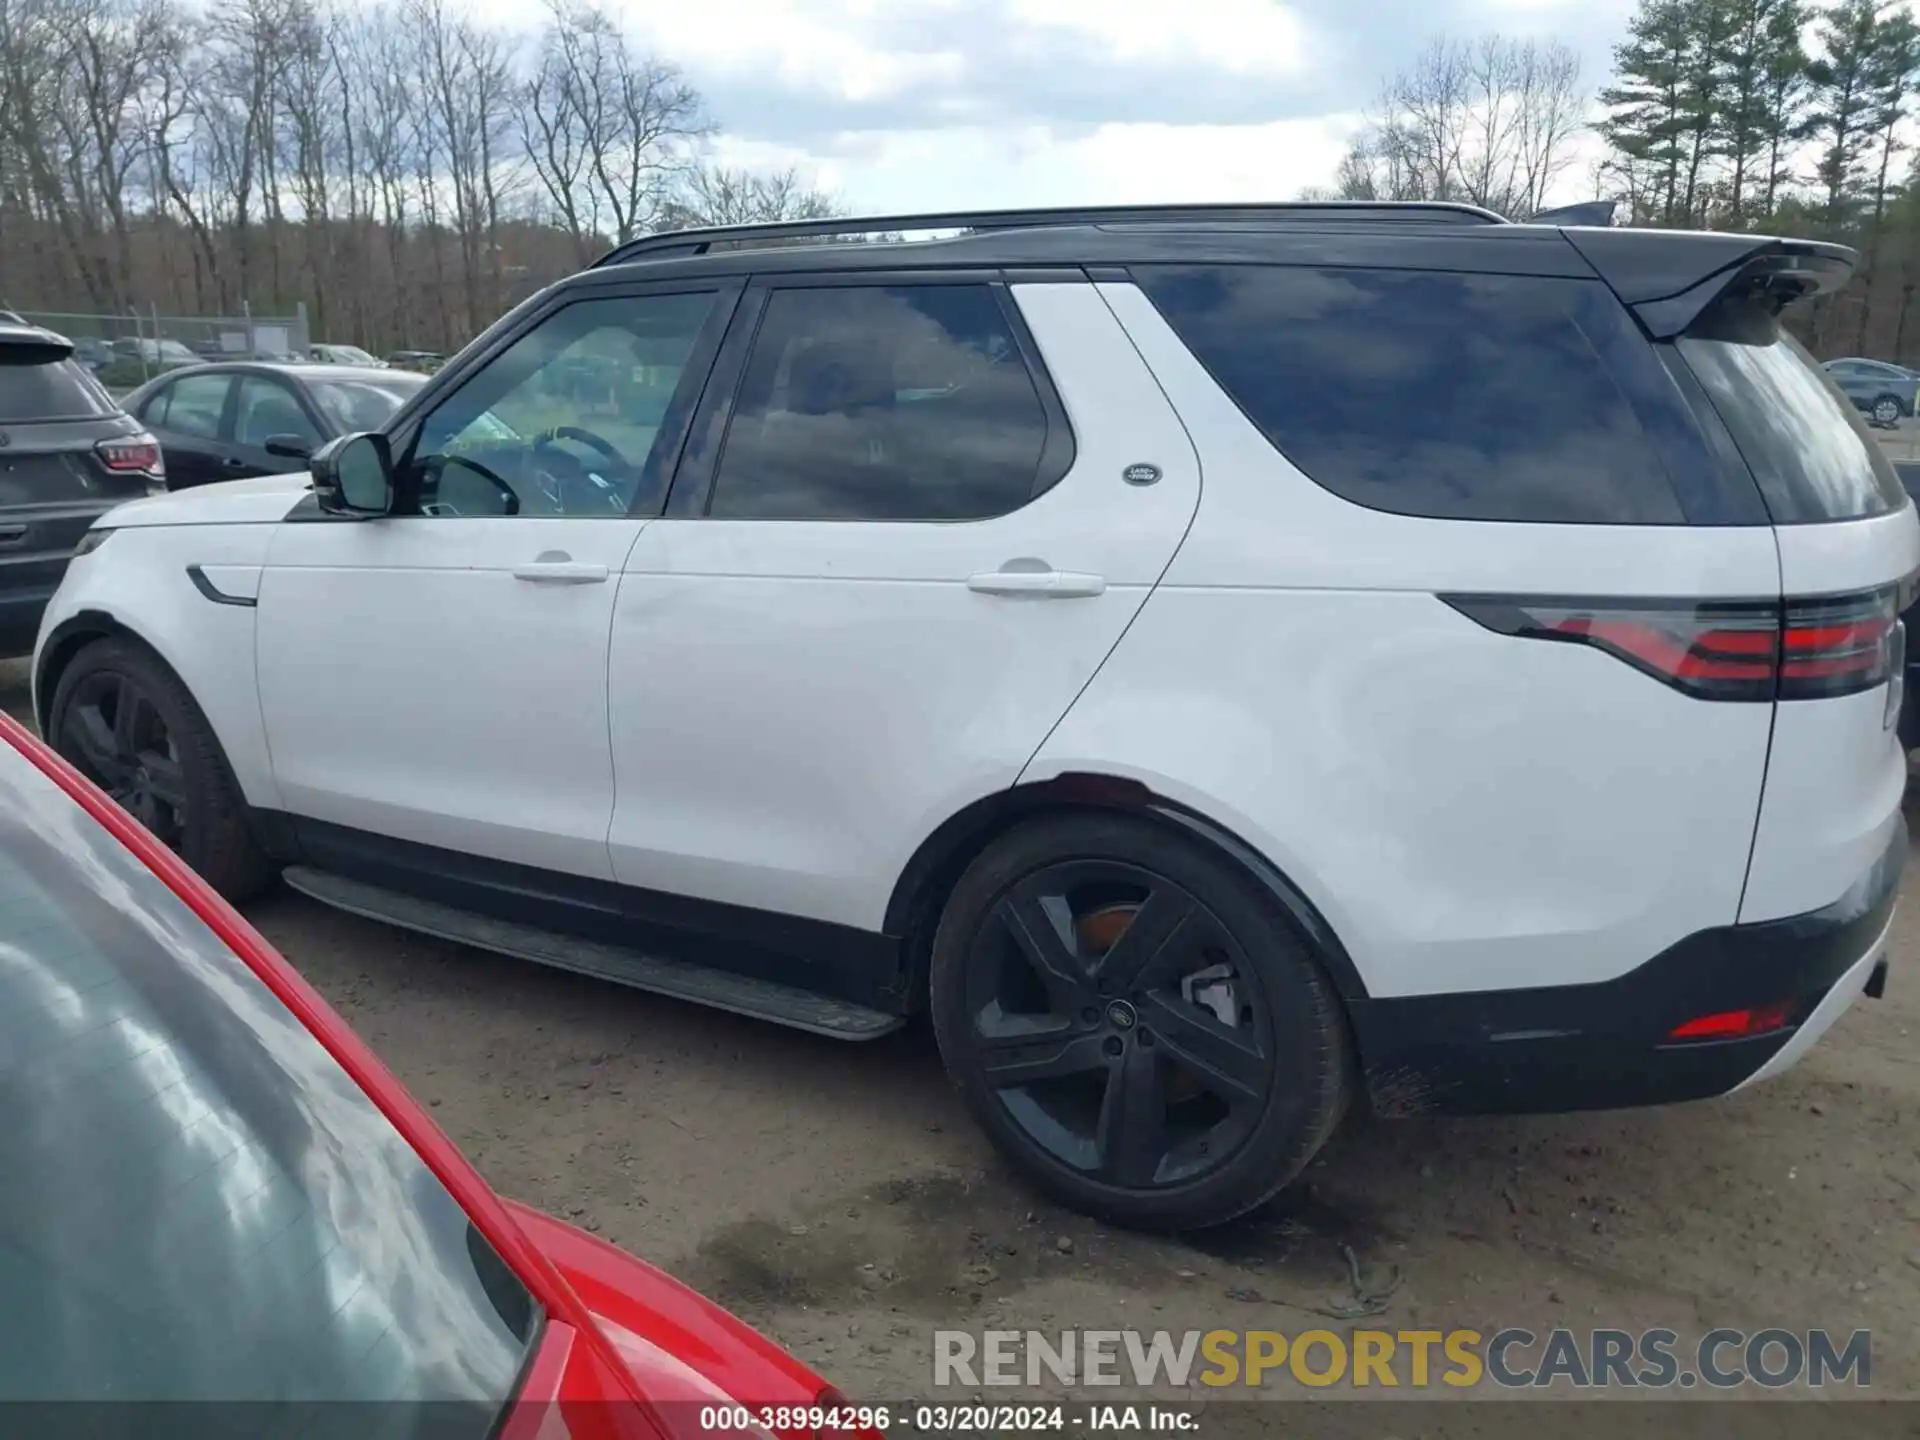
[4,658,1916,1412]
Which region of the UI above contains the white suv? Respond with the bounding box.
[32,203,1915,1229]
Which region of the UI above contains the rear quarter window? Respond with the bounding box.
[1135,264,1704,525]
[1678,298,1906,524]
[0,356,116,423]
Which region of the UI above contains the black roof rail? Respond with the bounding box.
[591,200,1509,269]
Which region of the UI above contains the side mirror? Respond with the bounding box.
[264,433,313,461]
[311,432,393,516]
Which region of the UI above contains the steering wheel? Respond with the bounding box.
[528,425,633,514]
[533,424,630,472]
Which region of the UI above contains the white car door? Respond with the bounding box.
[607,275,1200,932]
[255,283,739,880]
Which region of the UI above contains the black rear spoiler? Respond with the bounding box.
[0,323,75,365]
[1563,229,1856,338]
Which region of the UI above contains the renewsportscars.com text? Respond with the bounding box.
[933,1327,1873,1390]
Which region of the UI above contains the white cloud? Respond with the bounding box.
[712,116,1362,216]
[475,0,1616,214]
[1013,0,1312,77]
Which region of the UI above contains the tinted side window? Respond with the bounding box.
[410,290,719,518]
[1137,265,1688,525]
[234,375,322,448]
[1679,298,1905,524]
[155,373,231,441]
[709,284,1052,521]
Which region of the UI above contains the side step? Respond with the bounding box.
[280,866,905,1042]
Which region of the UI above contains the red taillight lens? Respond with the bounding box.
[1443,595,1781,701]
[1780,589,1900,698]
[1668,1000,1795,1041]
[95,433,163,476]
[1446,584,1907,703]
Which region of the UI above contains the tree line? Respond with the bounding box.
[0,0,840,352]
[1320,1,1920,359]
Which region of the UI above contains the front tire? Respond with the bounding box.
[48,637,275,901]
[929,813,1349,1230]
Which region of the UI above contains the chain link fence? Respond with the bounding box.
[1,302,311,393]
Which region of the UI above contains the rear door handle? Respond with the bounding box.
[223,456,248,469]
[512,556,609,585]
[0,525,26,546]
[967,567,1107,599]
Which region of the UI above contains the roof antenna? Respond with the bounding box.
[1528,199,1618,227]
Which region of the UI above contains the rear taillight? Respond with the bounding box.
[1445,586,1905,703]
[94,433,163,479]
[1780,589,1899,699]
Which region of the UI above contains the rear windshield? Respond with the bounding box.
[0,355,116,422]
[1678,297,1906,524]
[0,744,537,1420]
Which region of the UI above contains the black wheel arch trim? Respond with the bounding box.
[884,773,1372,1005]
[33,608,125,733]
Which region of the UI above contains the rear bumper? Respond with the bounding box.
[1350,818,1904,1116]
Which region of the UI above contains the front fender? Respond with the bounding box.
[34,524,282,812]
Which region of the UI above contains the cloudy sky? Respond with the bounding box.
[508,0,1646,214]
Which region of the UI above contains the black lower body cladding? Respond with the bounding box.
[1349,819,1905,1117]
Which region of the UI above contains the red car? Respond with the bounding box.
[0,710,860,1438]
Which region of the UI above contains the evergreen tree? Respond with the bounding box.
[1804,0,1899,227]
[1600,0,1698,223]
[1718,0,1806,223]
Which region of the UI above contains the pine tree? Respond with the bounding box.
[1718,0,1806,223]
[1804,0,1899,227]
[1601,0,1698,223]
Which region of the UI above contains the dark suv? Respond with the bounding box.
[0,323,163,656]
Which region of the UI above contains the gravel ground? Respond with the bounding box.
[4,658,1916,1411]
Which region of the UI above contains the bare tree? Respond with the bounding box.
[670,164,842,227]
[1329,36,1586,218]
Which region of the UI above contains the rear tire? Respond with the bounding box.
[48,638,276,902]
[929,812,1349,1230]
[1872,395,1903,426]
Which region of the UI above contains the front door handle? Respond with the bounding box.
[223,455,248,469]
[967,566,1107,599]
[513,553,608,585]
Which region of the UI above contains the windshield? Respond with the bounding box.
[0,741,538,1419]
[309,374,427,431]
[1679,298,1906,524]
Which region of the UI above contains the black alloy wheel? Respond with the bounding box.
[48,637,276,900]
[58,669,189,846]
[931,814,1349,1230]
[966,860,1273,1190]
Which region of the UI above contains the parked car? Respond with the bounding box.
[0,321,163,657]
[123,360,427,488]
[386,348,446,373]
[0,710,854,1429]
[111,335,203,371]
[30,203,1914,1230]
[69,335,114,371]
[310,341,388,367]
[1823,355,1920,426]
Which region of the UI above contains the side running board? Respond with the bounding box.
[280,866,905,1042]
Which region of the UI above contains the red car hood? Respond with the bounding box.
[507,1201,829,1420]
